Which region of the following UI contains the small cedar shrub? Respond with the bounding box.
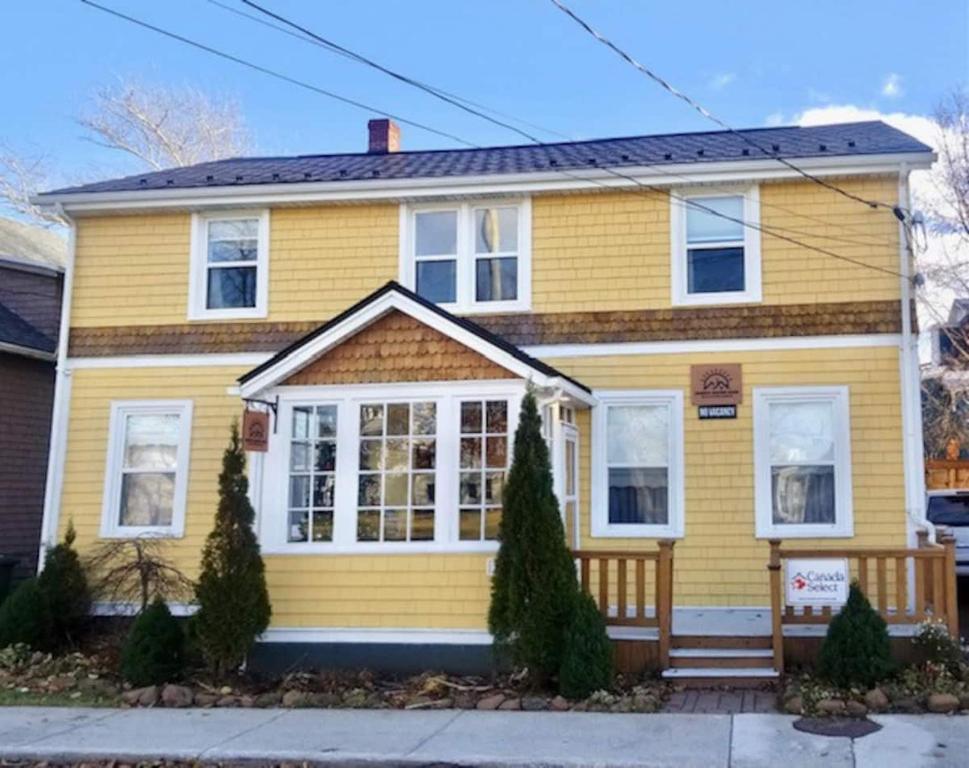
[0,578,53,650]
[37,523,90,649]
[558,592,614,699]
[120,598,185,686]
[817,582,894,688]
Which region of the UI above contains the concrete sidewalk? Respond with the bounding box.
[0,707,965,767]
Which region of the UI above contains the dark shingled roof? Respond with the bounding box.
[0,302,56,355]
[42,121,931,196]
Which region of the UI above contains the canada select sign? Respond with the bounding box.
[785,558,850,606]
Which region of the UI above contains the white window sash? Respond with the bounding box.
[188,209,270,320]
[591,389,684,539]
[753,386,853,539]
[100,400,193,539]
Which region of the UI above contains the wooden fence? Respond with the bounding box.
[768,532,958,674]
[925,459,969,490]
[573,541,675,667]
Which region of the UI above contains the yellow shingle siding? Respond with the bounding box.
[69,176,900,328]
[547,344,906,607]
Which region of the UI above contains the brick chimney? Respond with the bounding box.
[368,119,400,154]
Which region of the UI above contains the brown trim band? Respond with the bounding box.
[68,300,901,358]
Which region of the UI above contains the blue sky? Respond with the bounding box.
[2,0,967,182]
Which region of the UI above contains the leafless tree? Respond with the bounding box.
[0,147,66,226]
[85,537,194,614]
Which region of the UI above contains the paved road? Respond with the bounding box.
[0,707,966,767]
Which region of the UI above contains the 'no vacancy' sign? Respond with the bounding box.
[785,558,849,606]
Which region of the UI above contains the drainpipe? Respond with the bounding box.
[37,205,76,571]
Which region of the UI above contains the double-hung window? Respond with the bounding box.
[101,400,193,538]
[671,187,761,306]
[591,390,684,538]
[403,200,531,313]
[288,405,338,543]
[753,386,853,538]
[189,210,269,319]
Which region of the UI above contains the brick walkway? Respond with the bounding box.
[663,688,778,714]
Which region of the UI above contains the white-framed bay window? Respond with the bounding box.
[399,199,531,313]
[591,390,684,538]
[259,381,524,554]
[100,400,193,538]
[188,210,269,320]
[670,186,761,306]
[753,386,853,538]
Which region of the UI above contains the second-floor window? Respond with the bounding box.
[670,187,761,306]
[402,200,531,313]
[189,210,269,320]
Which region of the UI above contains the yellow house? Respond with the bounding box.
[35,119,941,681]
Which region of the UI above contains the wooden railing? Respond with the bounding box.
[926,458,969,490]
[768,531,958,675]
[573,541,675,667]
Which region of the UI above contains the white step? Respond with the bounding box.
[669,648,773,659]
[662,667,779,679]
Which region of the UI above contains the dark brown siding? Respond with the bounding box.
[0,352,55,580]
[0,265,63,342]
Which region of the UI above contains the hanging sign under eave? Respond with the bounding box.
[242,408,270,453]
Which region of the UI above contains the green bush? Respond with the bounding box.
[817,582,894,688]
[193,423,271,675]
[0,578,53,650]
[37,523,90,649]
[488,391,579,683]
[558,592,614,699]
[120,598,185,686]
[913,619,964,673]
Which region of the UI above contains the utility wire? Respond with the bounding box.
[79,0,474,147]
[548,0,904,214]
[79,0,905,279]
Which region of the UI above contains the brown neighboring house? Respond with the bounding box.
[0,218,65,584]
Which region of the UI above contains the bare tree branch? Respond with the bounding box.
[85,537,194,613]
[0,147,67,226]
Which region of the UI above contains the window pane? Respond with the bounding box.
[461,402,482,434]
[606,405,669,466]
[485,472,504,505]
[608,467,669,525]
[460,437,482,469]
[208,239,257,263]
[314,441,336,472]
[486,401,508,433]
[120,472,175,527]
[475,207,518,253]
[360,405,384,436]
[384,473,408,506]
[316,406,337,438]
[416,260,456,303]
[486,436,507,468]
[387,404,410,436]
[292,407,311,439]
[412,473,435,505]
[359,439,383,471]
[312,475,335,508]
[484,508,502,540]
[207,266,256,309]
[460,472,482,505]
[475,257,518,302]
[357,510,379,541]
[289,475,310,508]
[412,402,436,435]
[771,465,836,524]
[290,442,311,472]
[288,509,309,542]
[412,439,436,469]
[411,509,435,541]
[459,508,481,541]
[358,474,381,507]
[769,402,835,463]
[686,196,744,243]
[385,439,408,472]
[123,414,179,470]
[687,247,745,293]
[384,509,407,541]
[311,510,333,542]
[415,210,457,256]
[209,219,258,240]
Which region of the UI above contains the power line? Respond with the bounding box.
[79,0,474,147]
[78,0,905,280]
[205,0,572,142]
[547,0,904,215]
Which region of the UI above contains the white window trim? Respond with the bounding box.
[670,185,761,306]
[753,385,853,539]
[258,380,525,554]
[590,389,685,539]
[188,209,270,320]
[100,400,193,539]
[398,198,532,314]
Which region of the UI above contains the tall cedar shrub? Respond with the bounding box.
[193,423,271,675]
[37,522,90,649]
[120,597,185,686]
[559,591,614,699]
[488,392,579,683]
[0,578,53,650]
[817,582,894,688]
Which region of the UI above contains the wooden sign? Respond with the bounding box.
[690,364,743,406]
[242,408,270,453]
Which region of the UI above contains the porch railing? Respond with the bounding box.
[572,541,675,667]
[767,531,958,675]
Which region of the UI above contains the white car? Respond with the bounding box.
[927,489,969,576]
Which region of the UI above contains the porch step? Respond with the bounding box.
[669,648,774,669]
[672,634,772,650]
[661,667,780,689]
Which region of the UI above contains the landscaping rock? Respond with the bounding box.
[550,695,570,712]
[454,692,476,710]
[254,691,283,708]
[927,693,960,714]
[864,688,889,712]
[342,688,369,708]
[893,697,920,713]
[161,684,194,708]
[47,674,76,692]
[78,678,118,698]
[816,698,846,716]
[309,692,341,708]
[282,690,309,708]
[846,700,868,717]
[498,697,521,710]
[194,693,219,708]
[959,693,969,711]
[240,695,256,708]
[477,693,505,710]
[121,685,159,707]
[521,696,548,711]
[784,695,804,715]
[217,695,242,708]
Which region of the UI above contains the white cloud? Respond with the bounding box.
[881,73,904,99]
[708,72,736,90]
[764,111,785,127]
